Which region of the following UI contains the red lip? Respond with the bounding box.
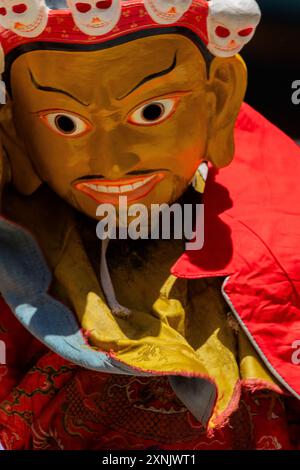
[73,172,165,205]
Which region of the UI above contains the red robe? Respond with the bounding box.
[0,297,299,450]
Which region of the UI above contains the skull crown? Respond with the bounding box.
[0,0,261,57]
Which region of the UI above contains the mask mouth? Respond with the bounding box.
[84,17,111,28]
[210,42,241,53]
[13,9,44,33]
[147,0,183,20]
[73,171,166,204]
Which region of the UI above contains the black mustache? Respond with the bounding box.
[75,169,169,181]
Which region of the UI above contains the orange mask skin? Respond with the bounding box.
[9,34,210,219]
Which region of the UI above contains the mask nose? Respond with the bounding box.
[103,153,141,179]
[92,17,102,25]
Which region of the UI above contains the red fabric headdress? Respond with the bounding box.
[0,0,261,57]
[0,0,208,54]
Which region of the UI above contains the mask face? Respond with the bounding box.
[67,0,121,36]
[9,34,210,220]
[0,0,48,38]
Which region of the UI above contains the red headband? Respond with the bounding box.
[0,1,209,55]
[0,0,261,58]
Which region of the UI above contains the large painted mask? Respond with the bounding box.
[0,0,260,220]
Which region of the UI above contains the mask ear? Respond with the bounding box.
[0,100,42,195]
[206,55,247,168]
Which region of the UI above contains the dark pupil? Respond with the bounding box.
[142,103,164,121]
[55,115,76,133]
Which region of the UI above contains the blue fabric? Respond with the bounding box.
[0,217,140,375]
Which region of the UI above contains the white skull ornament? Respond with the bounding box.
[67,0,121,36]
[207,0,261,57]
[0,0,48,38]
[144,0,192,25]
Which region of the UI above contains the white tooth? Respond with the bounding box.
[97,185,108,193]
[120,185,133,193]
[108,186,120,193]
[132,181,144,189]
[83,176,156,194]
[85,183,98,191]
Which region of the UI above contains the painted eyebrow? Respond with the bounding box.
[117,52,178,101]
[28,69,90,107]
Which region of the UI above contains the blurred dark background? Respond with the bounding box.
[243,0,300,140]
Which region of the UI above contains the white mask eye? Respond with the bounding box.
[238,27,254,37]
[39,111,91,137]
[12,3,29,14]
[128,98,179,126]
[215,25,231,38]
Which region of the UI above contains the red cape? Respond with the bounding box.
[172,103,300,400]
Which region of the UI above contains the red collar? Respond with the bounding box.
[172,103,300,399]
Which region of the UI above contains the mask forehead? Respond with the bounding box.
[210,11,260,29]
[10,34,206,106]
